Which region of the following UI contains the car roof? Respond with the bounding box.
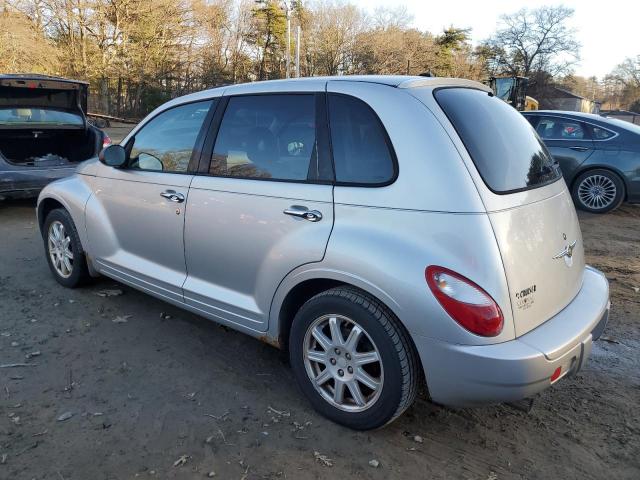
[217,75,488,89]
[162,75,490,110]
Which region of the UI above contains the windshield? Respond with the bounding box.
[493,78,515,102]
[0,108,84,127]
[434,87,562,194]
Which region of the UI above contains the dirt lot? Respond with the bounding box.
[1,199,639,480]
[103,123,135,144]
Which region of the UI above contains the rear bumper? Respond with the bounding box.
[415,266,610,407]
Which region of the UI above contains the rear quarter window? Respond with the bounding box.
[328,94,396,185]
[435,88,561,194]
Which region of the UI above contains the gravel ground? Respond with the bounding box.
[1,199,639,480]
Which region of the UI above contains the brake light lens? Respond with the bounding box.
[426,266,504,337]
[102,134,112,149]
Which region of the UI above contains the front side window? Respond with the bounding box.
[435,88,561,193]
[328,94,395,184]
[536,117,587,140]
[211,95,316,181]
[128,100,214,173]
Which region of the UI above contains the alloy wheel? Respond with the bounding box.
[48,220,74,278]
[303,314,384,412]
[577,174,617,210]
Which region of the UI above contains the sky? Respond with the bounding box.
[353,0,639,79]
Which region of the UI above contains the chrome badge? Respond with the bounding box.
[553,238,578,267]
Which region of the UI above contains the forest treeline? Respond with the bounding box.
[1,1,638,117]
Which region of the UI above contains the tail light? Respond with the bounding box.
[426,266,504,337]
[102,134,112,149]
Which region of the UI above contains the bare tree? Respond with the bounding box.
[615,56,640,88]
[0,8,59,73]
[371,5,411,30]
[484,6,580,78]
[602,56,640,110]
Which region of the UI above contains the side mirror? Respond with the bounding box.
[99,144,127,168]
[137,153,164,171]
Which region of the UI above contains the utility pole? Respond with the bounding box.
[295,25,301,78]
[285,2,291,78]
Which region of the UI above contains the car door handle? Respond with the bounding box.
[569,146,591,152]
[283,205,323,222]
[160,190,185,203]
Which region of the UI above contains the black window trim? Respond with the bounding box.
[200,91,335,185]
[326,92,399,188]
[122,98,219,175]
[434,86,563,196]
[197,91,399,187]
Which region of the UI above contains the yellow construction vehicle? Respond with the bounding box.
[489,76,538,111]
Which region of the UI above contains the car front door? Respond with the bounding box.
[534,115,595,179]
[86,99,216,303]
[183,92,334,332]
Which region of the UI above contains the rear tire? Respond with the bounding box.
[289,287,419,430]
[43,208,91,288]
[572,169,625,214]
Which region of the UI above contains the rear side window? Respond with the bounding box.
[435,88,561,193]
[211,95,316,181]
[589,125,616,140]
[536,117,588,140]
[328,94,395,185]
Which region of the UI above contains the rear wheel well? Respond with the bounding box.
[38,198,66,233]
[277,280,417,359]
[279,279,344,351]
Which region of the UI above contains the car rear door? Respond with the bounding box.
[182,89,334,332]
[86,99,216,303]
[534,115,595,178]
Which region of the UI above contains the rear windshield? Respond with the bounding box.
[0,108,84,127]
[435,88,561,193]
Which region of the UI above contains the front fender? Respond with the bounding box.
[37,174,94,249]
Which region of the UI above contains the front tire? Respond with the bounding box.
[572,169,625,213]
[43,208,90,288]
[289,287,419,430]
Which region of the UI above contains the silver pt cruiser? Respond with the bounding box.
[37,76,610,430]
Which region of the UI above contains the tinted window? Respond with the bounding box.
[129,100,213,172]
[524,115,538,127]
[435,88,561,193]
[328,94,395,184]
[590,125,615,140]
[536,117,587,140]
[211,95,316,181]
